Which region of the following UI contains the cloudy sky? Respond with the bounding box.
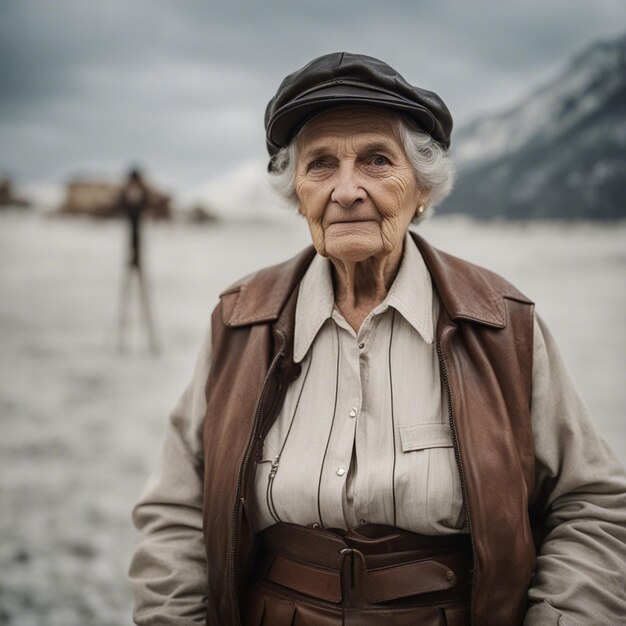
[1,0,625,193]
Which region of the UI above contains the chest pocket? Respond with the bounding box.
[399,422,453,451]
[396,422,464,531]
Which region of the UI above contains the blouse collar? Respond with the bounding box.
[294,232,434,363]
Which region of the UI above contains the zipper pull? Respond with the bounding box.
[269,455,280,478]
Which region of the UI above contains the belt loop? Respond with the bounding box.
[339,547,355,587]
[339,546,367,589]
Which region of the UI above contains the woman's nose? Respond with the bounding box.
[330,166,366,208]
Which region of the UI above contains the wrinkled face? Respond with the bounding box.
[294,107,426,263]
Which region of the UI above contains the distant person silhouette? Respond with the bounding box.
[117,168,159,354]
[120,168,147,269]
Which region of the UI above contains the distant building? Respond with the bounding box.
[188,204,219,224]
[58,179,172,219]
[0,177,31,209]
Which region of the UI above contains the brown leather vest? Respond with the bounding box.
[202,232,536,626]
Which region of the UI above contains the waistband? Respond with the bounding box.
[253,522,473,607]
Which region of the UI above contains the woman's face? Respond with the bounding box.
[294,107,426,264]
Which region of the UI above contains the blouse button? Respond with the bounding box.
[336,466,346,476]
[349,408,357,418]
[358,342,365,349]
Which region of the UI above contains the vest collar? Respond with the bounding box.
[221,231,532,329]
[221,246,316,327]
[411,232,532,328]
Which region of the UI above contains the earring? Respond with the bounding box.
[417,205,425,215]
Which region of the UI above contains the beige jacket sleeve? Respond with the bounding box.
[128,324,212,625]
[524,314,626,626]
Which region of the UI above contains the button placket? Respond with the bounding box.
[320,322,362,528]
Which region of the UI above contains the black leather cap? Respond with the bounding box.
[265,52,453,157]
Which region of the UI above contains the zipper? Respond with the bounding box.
[264,352,310,526]
[436,331,476,626]
[227,328,288,625]
[266,455,282,522]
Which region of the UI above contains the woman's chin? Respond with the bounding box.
[323,223,388,263]
[325,238,384,263]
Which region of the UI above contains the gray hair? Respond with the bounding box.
[268,112,455,223]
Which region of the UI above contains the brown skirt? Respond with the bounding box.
[243,523,473,626]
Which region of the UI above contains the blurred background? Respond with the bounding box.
[1,1,625,624]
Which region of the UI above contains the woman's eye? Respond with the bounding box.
[370,155,390,167]
[308,160,328,171]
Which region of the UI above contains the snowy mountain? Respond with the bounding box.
[441,33,626,220]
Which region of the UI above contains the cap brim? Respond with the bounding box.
[267,84,438,151]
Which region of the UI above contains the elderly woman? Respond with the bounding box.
[129,53,626,626]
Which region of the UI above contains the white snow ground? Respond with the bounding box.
[1,211,624,625]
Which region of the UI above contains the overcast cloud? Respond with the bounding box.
[1,0,625,191]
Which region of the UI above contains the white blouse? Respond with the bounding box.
[249,235,465,535]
